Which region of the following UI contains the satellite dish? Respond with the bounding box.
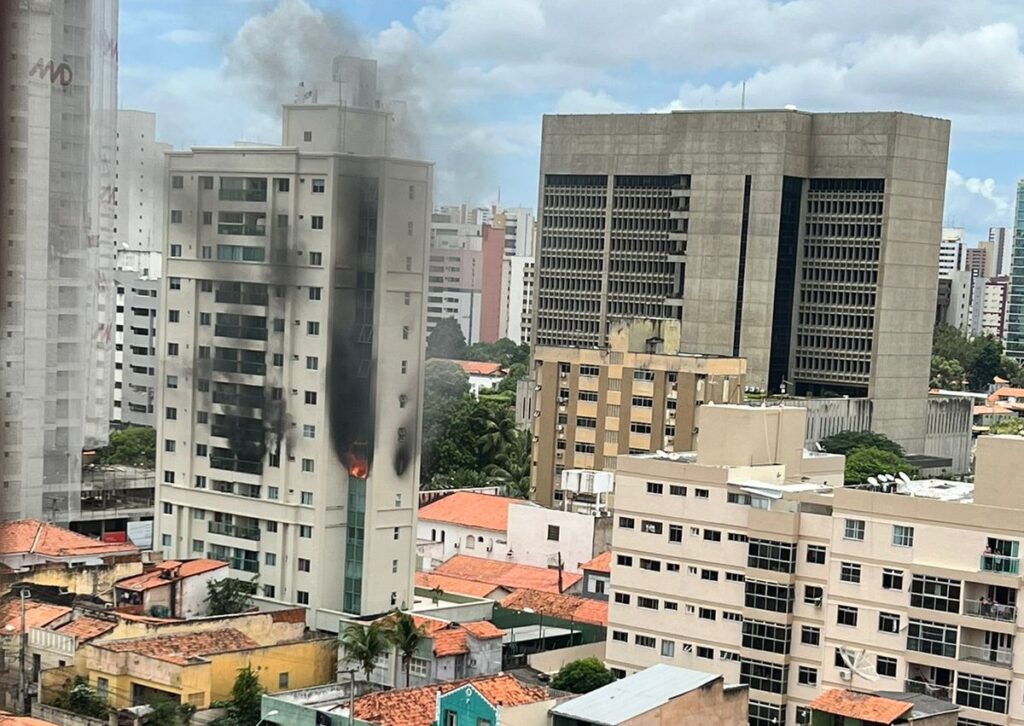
[813,442,824,453]
[867,477,878,487]
[898,472,911,484]
[839,646,879,681]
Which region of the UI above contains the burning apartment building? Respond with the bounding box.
[153,58,431,625]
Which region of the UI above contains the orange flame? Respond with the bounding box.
[344,444,369,479]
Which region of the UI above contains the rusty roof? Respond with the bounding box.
[0,520,138,558]
[115,559,227,592]
[353,674,550,726]
[418,491,527,531]
[54,617,116,642]
[500,588,608,626]
[580,551,611,574]
[808,689,912,724]
[95,627,259,665]
[0,599,71,634]
[432,555,581,594]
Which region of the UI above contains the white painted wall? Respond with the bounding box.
[417,521,509,565]
[506,504,596,573]
[180,566,229,618]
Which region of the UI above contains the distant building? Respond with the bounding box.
[938,270,973,334]
[439,360,507,396]
[0,520,137,572]
[501,255,535,345]
[75,463,155,541]
[986,226,1010,276]
[938,228,965,275]
[549,664,748,726]
[114,110,171,258]
[1004,181,1024,360]
[974,275,1009,340]
[112,272,159,426]
[963,246,987,279]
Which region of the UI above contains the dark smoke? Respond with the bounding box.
[327,332,375,475]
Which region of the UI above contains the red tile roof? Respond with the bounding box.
[808,690,912,724]
[0,715,57,726]
[432,555,581,594]
[96,627,258,665]
[415,571,502,598]
[975,404,1012,416]
[447,360,505,377]
[0,599,71,634]
[418,491,526,531]
[580,551,611,574]
[376,614,504,658]
[0,520,137,558]
[55,617,116,642]
[353,674,550,726]
[499,588,608,626]
[988,386,1024,403]
[116,559,227,591]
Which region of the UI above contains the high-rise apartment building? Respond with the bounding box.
[964,247,988,280]
[1004,183,1024,361]
[531,318,746,505]
[115,110,171,261]
[606,404,1024,725]
[985,227,1010,277]
[974,276,1010,340]
[154,63,431,625]
[536,111,950,451]
[112,272,158,426]
[501,207,535,257]
[939,228,965,275]
[500,256,535,345]
[0,0,118,522]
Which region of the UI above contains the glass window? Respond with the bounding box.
[800,626,820,646]
[878,611,901,633]
[844,519,865,541]
[806,544,826,564]
[876,656,897,678]
[840,562,861,583]
[836,605,858,627]
[892,524,915,547]
[882,568,904,590]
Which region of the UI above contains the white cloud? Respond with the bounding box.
[555,89,636,115]
[159,29,214,45]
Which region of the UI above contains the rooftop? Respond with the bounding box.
[377,614,504,658]
[429,555,581,594]
[500,588,608,627]
[549,663,722,725]
[0,715,56,726]
[0,520,138,559]
[352,674,553,726]
[418,491,530,532]
[580,551,611,574]
[0,599,71,634]
[808,689,913,724]
[54,617,116,642]
[445,359,506,377]
[115,559,226,592]
[95,627,259,665]
[415,571,502,599]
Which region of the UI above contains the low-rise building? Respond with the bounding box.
[74,464,155,542]
[442,360,507,396]
[416,555,581,600]
[807,689,958,725]
[549,664,748,726]
[578,552,610,601]
[496,588,608,658]
[114,559,228,618]
[0,521,138,572]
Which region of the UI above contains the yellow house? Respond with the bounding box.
[74,625,336,709]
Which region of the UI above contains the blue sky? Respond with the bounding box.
[120,0,1024,244]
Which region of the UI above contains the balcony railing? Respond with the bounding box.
[218,224,266,236]
[904,679,951,701]
[213,324,267,341]
[209,553,259,573]
[963,599,1017,623]
[219,188,267,202]
[959,643,1012,666]
[980,554,1019,575]
[208,521,261,541]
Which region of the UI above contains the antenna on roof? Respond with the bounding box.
[839,646,879,681]
[740,81,746,110]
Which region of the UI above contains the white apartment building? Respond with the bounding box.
[940,228,965,275]
[500,207,535,257]
[154,62,431,627]
[606,404,1024,726]
[112,272,158,426]
[975,276,1010,341]
[1,0,118,522]
[500,255,534,345]
[115,110,171,261]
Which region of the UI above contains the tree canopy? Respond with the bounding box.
[931,324,1021,391]
[94,426,156,468]
[844,447,918,485]
[550,658,616,694]
[989,418,1024,435]
[51,676,109,719]
[426,318,468,360]
[820,431,905,458]
[464,338,530,368]
[205,577,256,616]
[213,665,264,726]
[340,622,390,683]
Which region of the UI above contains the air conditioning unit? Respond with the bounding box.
[838,668,852,681]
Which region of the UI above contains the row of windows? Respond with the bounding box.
[612,630,738,663]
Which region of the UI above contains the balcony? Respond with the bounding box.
[219,188,267,202]
[213,324,267,341]
[208,521,261,541]
[958,643,1012,667]
[210,553,259,573]
[980,554,1019,575]
[904,679,951,702]
[964,599,1017,623]
[218,224,266,237]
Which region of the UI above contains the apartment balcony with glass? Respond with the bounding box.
[209,544,259,573]
[958,628,1013,668]
[218,210,266,236]
[979,537,1019,575]
[209,514,261,542]
[962,583,1017,623]
[219,177,268,202]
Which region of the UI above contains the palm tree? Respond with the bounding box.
[385,610,427,687]
[477,408,517,461]
[485,428,531,498]
[339,622,389,685]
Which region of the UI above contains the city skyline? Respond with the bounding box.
[119,0,1024,245]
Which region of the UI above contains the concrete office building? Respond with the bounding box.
[606,404,1024,726]
[1004,183,1024,361]
[154,60,431,626]
[0,0,118,522]
[536,110,950,452]
[939,228,965,275]
[531,318,746,505]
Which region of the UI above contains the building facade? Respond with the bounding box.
[531,318,746,506]
[1004,183,1024,361]
[536,110,950,452]
[939,228,965,275]
[605,404,1024,726]
[964,247,988,280]
[154,73,431,625]
[112,272,158,425]
[0,0,119,523]
[114,110,171,260]
[976,276,1010,340]
[428,211,485,343]
[501,255,535,345]
[985,227,1010,277]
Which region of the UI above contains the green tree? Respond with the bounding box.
[819,431,905,458]
[989,418,1024,435]
[421,360,472,483]
[339,622,390,684]
[485,429,532,498]
[95,426,156,467]
[424,359,471,401]
[999,356,1024,387]
[844,447,918,485]
[385,611,427,687]
[550,657,616,694]
[426,318,468,360]
[465,338,530,368]
[930,355,966,390]
[143,699,195,726]
[477,407,518,460]
[205,577,256,615]
[424,468,491,490]
[51,676,109,719]
[495,362,528,397]
[969,335,1004,391]
[213,665,264,726]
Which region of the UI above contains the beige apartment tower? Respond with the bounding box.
[531,318,745,505]
[607,404,1024,726]
[155,62,431,626]
[536,111,950,452]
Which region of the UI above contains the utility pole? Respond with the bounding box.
[17,585,29,715]
[556,552,564,594]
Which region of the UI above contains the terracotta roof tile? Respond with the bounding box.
[580,551,611,574]
[445,360,505,376]
[988,386,1024,403]
[54,617,116,642]
[0,599,72,634]
[500,588,608,626]
[415,571,501,598]
[376,615,503,658]
[353,674,550,726]
[808,689,912,724]
[432,555,581,594]
[115,559,227,591]
[418,492,526,531]
[96,627,258,665]
[0,520,137,558]
[0,715,57,726]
